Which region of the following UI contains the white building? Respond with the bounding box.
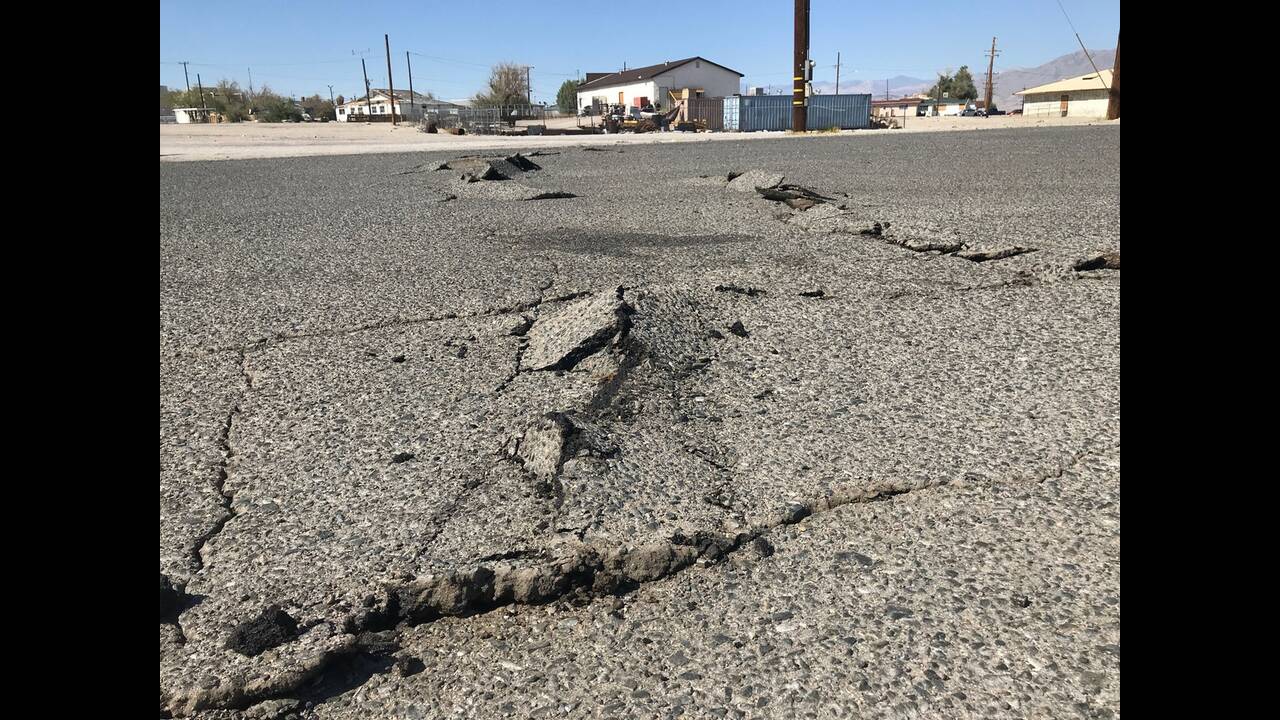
[173,107,210,124]
[336,89,450,122]
[575,57,744,112]
[1015,70,1114,118]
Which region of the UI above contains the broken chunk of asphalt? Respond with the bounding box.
[391,452,415,464]
[885,228,966,254]
[390,355,406,363]
[756,184,837,206]
[799,289,826,298]
[522,191,577,201]
[226,606,299,657]
[503,153,542,172]
[523,290,632,372]
[728,321,750,338]
[1074,250,1120,271]
[726,170,785,192]
[451,154,542,183]
[160,573,186,621]
[714,284,765,297]
[956,246,1037,263]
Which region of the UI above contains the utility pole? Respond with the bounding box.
[196,73,207,111]
[248,68,254,98]
[361,58,373,121]
[885,80,889,101]
[984,37,1000,113]
[406,52,416,117]
[526,66,533,107]
[1106,32,1120,119]
[835,52,841,95]
[792,0,809,131]
[181,62,191,94]
[384,34,396,125]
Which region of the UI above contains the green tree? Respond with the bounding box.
[255,90,302,122]
[300,94,336,121]
[556,79,580,113]
[927,72,953,99]
[950,66,978,100]
[473,62,529,108]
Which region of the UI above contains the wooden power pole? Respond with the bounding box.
[384,34,396,125]
[406,52,415,117]
[835,52,841,95]
[361,59,373,120]
[1106,32,1120,119]
[984,37,1000,113]
[792,0,809,131]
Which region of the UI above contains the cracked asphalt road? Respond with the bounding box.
[160,126,1120,719]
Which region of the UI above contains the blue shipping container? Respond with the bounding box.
[723,94,872,132]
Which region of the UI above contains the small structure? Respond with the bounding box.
[575,57,744,113]
[173,107,211,124]
[336,89,450,122]
[1014,70,1113,118]
[917,97,974,117]
[872,95,928,119]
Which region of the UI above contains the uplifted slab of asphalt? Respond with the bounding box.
[160,126,1119,719]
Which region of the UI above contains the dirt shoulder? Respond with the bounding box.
[160,115,1117,162]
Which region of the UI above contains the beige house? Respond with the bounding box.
[336,88,441,122]
[1015,70,1113,118]
[871,95,928,118]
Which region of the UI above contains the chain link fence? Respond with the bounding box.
[419,106,547,135]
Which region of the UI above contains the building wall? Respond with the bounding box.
[577,80,658,110]
[1019,89,1110,118]
[576,61,743,110]
[648,61,742,101]
[174,108,207,124]
[873,103,919,118]
[337,94,426,122]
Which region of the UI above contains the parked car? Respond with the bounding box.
[961,108,985,117]
[987,109,1006,116]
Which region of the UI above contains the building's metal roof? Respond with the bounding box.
[1015,70,1112,96]
[578,57,744,91]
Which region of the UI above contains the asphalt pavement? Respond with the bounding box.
[160,126,1120,719]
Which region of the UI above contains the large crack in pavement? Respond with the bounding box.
[174,430,1112,717]
[161,279,1116,716]
[162,137,1119,719]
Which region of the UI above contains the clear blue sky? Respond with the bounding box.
[160,0,1119,102]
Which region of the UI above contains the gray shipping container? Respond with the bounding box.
[807,94,872,130]
[721,94,872,132]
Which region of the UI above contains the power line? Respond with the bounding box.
[1054,0,1109,90]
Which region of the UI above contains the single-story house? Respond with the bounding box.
[871,95,929,118]
[173,107,210,124]
[1014,69,1113,118]
[917,97,975,116]
[336,89,449,122]
[575,57,744,112]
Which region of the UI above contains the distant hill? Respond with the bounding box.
[981,48,1116,112]
[742,48,1117,110]
[746,75,929,99]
